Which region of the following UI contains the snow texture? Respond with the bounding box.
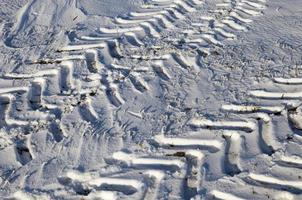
[0,0,302,199]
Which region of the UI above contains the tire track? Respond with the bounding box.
[90,131,230,199]
[0,0,271,198]
[50,0,267,109]
[190,76,302,198]
[0,60,103,166]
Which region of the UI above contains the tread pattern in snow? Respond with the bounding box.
[3,0,301,200]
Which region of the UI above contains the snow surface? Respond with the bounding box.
[0,0,302,199]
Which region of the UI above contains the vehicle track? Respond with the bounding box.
[58,76,302,199]
[4,1,301,200]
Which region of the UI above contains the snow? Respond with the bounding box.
[0,0,302,199]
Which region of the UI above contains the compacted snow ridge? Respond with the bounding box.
[0,0,302,199]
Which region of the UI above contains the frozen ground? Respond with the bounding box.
[0,0,302,199]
